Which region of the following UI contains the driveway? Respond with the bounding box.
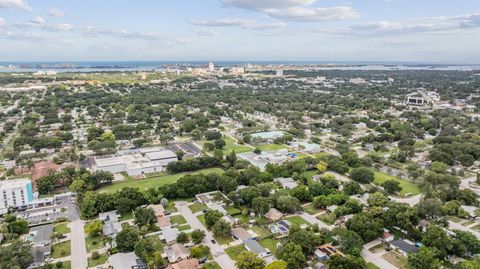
[299,212,334,231]
[361,239,399,269]
[176,201,237,269]
[449,220,480,239]
[390,194,422,206]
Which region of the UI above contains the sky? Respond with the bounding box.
[0,0,479,63]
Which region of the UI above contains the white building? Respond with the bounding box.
[208,62,215,72]
[0,179,34,214]
[276,69,284,77]
[94,148,178,176]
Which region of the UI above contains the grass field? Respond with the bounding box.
[317,212,336,225]
[222,137,252,154]
[51,241,71,258]
[178,224,191,231]
[54,222,71,234]
[251,225,270,238]
[256,143,288,151]
[98,168,224,193]
[225,245,246,259]
[197,215,206,227]
[373,171,421,196]
[225,206,242,216]
[302,203,323,215]
[189,203,207,213]
[284,215,310,226]
[203,262,222,269]
[214,235,233,245]
[88,253,108,267]
[382,251,408,269]
[170,215,187,225]
[366,262,380,269]
[85,235,104,252]
[259,238,279,256]
[53,261,71,269]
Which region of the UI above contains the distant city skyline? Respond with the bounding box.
[0,0,479,63]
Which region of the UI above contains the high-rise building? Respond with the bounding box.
[208,62,215,72]
[276,69,284,77]
[0,178,34,213]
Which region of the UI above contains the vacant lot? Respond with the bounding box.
[98,168,224,193]
[373,171,421,196]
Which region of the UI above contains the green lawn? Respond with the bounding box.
[203,262,222,269]
[189,203,207,213]
[373,171,421,196]
[85,235,104,252]
[119,211,134,221]
[317,212,336,225]
[366,262,380,269]
[225,206,242,216]
[178,224,191,231]
[259,238,279,256]
[225,245,246,259]
[251,225,270,238]
[51,241,71,258]
[257,143,287,151]
[170,215,187,225]
[54,222,70,234]
[53,261,71,269]
[382,251,408,269]
[197,215,207,227]
[214,235,233,245]
[222,137,252,154]
[98,168,224,193]
[302,204,323,215]
[88,253,108,267]
[284,216,310,226]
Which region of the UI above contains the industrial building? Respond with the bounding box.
[94,147,178,176]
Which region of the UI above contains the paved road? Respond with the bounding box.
[299,212,334,230]
[449,220,480,239]
[70,220,88,269]
[361,240,399,269]
[390,194,422,206]
[176,201,237,269]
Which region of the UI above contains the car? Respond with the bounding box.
[211,239,216,244]
[165,211,171,216]
[199,257,208,264]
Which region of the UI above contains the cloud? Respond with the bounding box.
[190,18,287,31]
[317,13,480,36]
[0,0,31,11]
[30,16,45,25]
[0,17,6,28]
[222,0,358,22]
[0,31,48,41]
[190,18,255,27]
[48,8,66,17]
[194,29,220,36]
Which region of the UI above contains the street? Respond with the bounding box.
[175,201,237,269]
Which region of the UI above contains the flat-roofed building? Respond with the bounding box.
[0,178,34,213]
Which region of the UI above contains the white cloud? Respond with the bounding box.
[190,18,255,27]
[317,13,480,36]
[222,0,358,22]
[30,16,45,25]
[194,29,220,36]
[0,0,31,11]
[0,17,6,28]
[250,22,286,30]
[48,8,66,17]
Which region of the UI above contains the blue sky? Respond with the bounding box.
[0,0,479,63]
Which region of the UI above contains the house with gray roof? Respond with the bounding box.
[244,240,270,258]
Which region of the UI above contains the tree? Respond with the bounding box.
[213,149,223,160]
[6,218,29,236]
[116,227,140,252]
[346,213,383,242]
[190,245,211,258]
[408,247,442,269]
[264,260,288,269]
[176,232,189,243]
[278,242,306,269]
[275,195,301,213]
[212,219,231,237]
[328,255,366,269]
[337,229,363,256]
[203,142,215,151]
[290,186,312,202]
[135,207,156,227]
[421,225,452,258]
[235,251,265,269]
[0,239,33,269]
[285,226,322,254]
[85,220,103,237]
[204,210,223,229]
[343,181,363,195]
[350,167,374,184]
[316,161,327,173]
[175,150,185,160]
[134,237,163,264]
[252,197,270,215]
[214,139,226,149]
[381,179,402,194]
[191,229,206,244]
[254,148,261,154]
[226,150,237,164]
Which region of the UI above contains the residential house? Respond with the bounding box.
[244,240,271,258]
[100,210,122,238]
[264,208,283,222]
[389,239,419,256]
[314,244,344,261]
[170,258,200,269]
[165,243,190,263]
[148,204,172,228]
[274,177,298,189]
[232,227,255,242]
[160,227,180,245]
[108,252,147,269]
[461,205,478,219]
[28,224,53,268]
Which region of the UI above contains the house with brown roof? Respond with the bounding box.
[265,208,283,222]
[170,258,199,269]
